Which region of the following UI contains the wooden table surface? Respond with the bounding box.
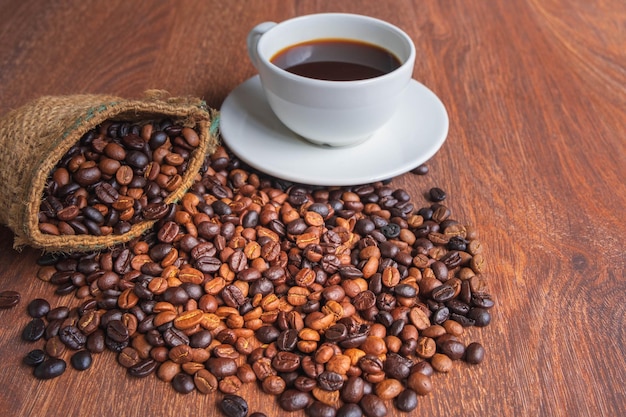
[0,1,624,416]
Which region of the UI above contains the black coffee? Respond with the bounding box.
[271,39,401,81]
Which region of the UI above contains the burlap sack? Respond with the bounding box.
[0,91,218,252]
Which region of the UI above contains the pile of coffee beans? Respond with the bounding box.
[38,119,202,236]
[22,146,494,417]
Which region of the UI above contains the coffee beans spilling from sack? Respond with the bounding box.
[0,93,216,252]
[39,119,203,238]
[22,146,493,416]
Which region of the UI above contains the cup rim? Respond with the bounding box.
[256,13,416,86]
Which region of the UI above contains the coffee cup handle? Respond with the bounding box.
[247,22,276,69]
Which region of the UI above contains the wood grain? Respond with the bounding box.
[0,1,624,416]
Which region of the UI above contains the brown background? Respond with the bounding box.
[0,1,624,416]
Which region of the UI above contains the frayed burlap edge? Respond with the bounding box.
[0,92,218,253]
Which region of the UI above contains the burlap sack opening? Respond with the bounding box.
[0,92,219,253]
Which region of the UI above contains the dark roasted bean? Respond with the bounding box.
[337,403,363,417]
[128,358,158,378]
[59,325,87,350]
[46,306,70,321]
[307,401,337,417]
[219,394,249,417]
[207,357,238,378]
[34,358,66,380]
[464,342,486,364]
[468,307,491,327]
[256,325,281,344]
[395,389,418,412]
[360,394,387,417]
[279,389,313,412]
[106,320,130,343]
[27,298,50,318]
[0,290,21,309]
[171,373,195,394]
[23,349,46,367]
[22,318,46,342]
[70,350,93,371]
[276,329,298,351]
[428,187,446,202]
[272,351,301,373]
[439,339,466,360]
[317,371,344,391]
[342,376,366,403]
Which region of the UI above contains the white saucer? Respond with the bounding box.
[219,75,448,186]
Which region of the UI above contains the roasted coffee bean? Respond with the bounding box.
[219,394,249,417]
[307,401,337,417]
[128,358,158,378]
[118,347,141,368]
[219,375,243,394]
[359,394,387,417]
[375,378,403,400]
[256,325,281,344]
[163,327,189,347]
[272,351,301,373]
[358,355,383,374]
[431,306,450,325]
[431,353,453,372]
[276,329,299,351]
[384,353,412,380]
[336,403,363,417]
[22,318,46,342]
[324,323,348,343]
[34,358,66,380]
[171,373,195,394]
[468,307,491,327]
[446,299,471,316]
[471,294,496,309]
[59,325,87,350]
[428,187,446,202]
[279,389,313,412]
[222,284,246,307]
[354,219,376,236]
[464,342,486,364]
[352,291,376,311]
[262,374,287,395]
[0,290,21,309]
[393,283,417,298]
[189,330,212,349]
[439,339,466,360]
[86,330,106,353]
[70,350,93,371]
[294,375,317,392]
[23,349,46,367]
[380,223,400,239]
[46,306,70,321]
[194,369,219,394]
[27,298,51,318]
[207,357,238,378]
[448,311,474,326]
[342,376,366,403]
[395,389,418,412]
[106,320,130,343]
[317,371,344,391]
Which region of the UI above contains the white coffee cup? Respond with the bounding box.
[247,13,416,147]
